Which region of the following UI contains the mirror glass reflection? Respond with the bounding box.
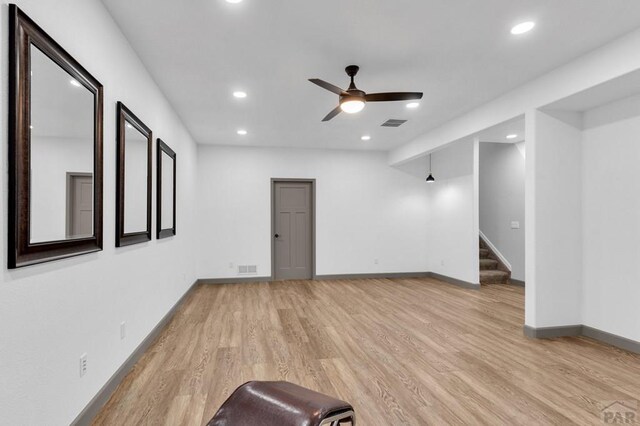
[161,151,174,230]
[29,45,94,243]
[123,122,148,233]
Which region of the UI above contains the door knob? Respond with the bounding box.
[274,233,279,238]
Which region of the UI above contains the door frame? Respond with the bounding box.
[270,178,316,280]
[66,172,93,239]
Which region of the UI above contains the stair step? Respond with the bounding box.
[479,248,490,259]
[480,270,510,284]
[479,259,498,270]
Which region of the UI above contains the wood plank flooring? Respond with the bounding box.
[92,278,640,425]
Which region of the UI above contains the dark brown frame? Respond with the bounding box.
[156,139,176,239]
[116,102,152,247]
[8,5,104,268]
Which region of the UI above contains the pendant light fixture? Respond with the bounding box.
[426,154,435,183]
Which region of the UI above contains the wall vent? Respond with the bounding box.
[381,119,407,127]
[238,265,257,275]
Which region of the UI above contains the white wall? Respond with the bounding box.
[0,1,199,424]
[525,96,640,343]
[479,142,525,281]
[526,110,583,328]
[195,146,429,278]
[30,137,93,242]
[581,95,640,342]
[123,127,149,233]
[425,139,479,285]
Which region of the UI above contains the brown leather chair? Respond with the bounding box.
[207,381,355,426]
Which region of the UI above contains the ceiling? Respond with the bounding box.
[477,116,525,143]
[31,45,94,140]
[102,0,640,151]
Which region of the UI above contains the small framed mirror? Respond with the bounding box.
[116,102,152,247]
[157,139,176,239]
[8,5,103,268]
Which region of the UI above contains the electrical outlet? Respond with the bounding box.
[441,260,445,266]
[120,322,126,340]
[374,259,379,265]
[79,353,88,378]
[229,262,234,269]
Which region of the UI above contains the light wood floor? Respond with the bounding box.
[93,278,640,425]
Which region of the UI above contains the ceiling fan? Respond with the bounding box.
[309,65,423,122]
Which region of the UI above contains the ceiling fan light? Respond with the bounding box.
[340,99,365,114]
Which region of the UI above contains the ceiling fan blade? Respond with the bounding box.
[322,105,342,122]
[364,92,423,102]
[309,79,347,95]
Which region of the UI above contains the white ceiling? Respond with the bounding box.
[477,116,525,143]
[102,0,640,151]
[31,45,94,140]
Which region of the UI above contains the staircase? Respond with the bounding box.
[479,237,510,284]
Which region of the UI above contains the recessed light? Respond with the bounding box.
[237,129,248,135]
[506,134,518,139]
[406,102,420,109]
[361,135,371,141]
[511,21,535,35]
[233,91,247,98]
[69,79,82,87]
[226,0,243,3]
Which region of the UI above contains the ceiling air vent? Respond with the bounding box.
[381,119,407,128]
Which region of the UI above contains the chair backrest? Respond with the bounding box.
[207,381,355,426]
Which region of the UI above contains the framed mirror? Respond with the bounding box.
[157,139,176,239]
[116,102,152,247]
[8,5,103,268]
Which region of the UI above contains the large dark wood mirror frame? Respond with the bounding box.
[116,102,152,247]
[8,5,104,268]
[156,139,176,239]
